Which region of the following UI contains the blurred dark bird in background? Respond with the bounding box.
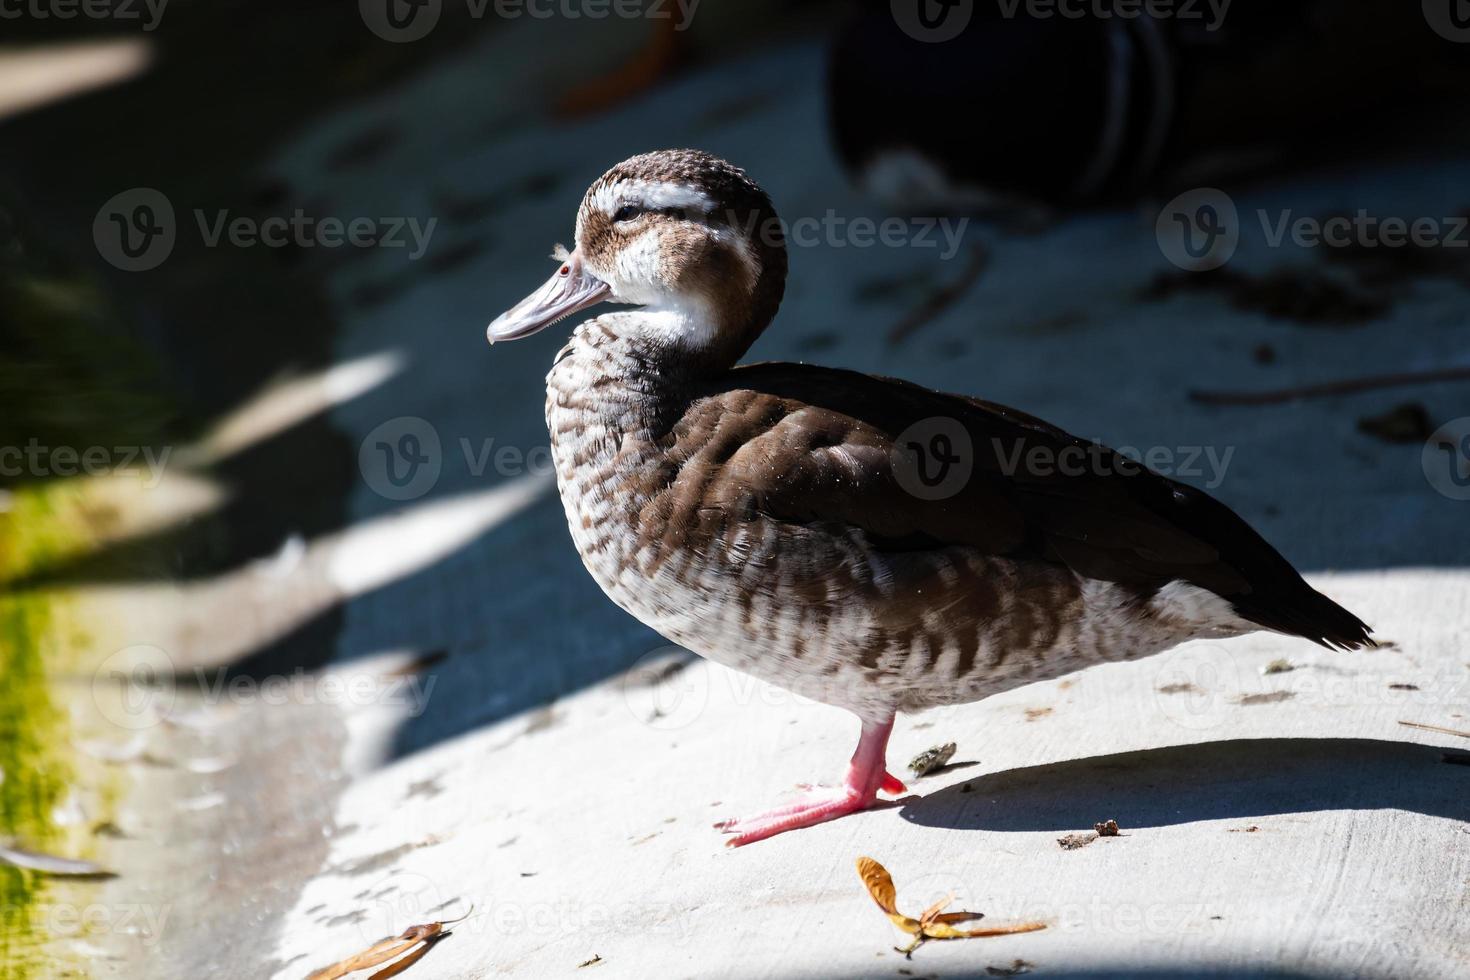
[828,1,1470,212]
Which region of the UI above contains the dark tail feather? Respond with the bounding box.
[1234,583,1375,651]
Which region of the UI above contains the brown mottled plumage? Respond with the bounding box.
[487,149,1373,845]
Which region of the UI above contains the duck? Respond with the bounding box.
[486,148,1373,846]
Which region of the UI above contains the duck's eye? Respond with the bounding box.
[612,204,643,223]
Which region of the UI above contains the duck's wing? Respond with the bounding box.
[678,362,1370,649]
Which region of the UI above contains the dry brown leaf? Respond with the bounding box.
[366,938,440,980]
[855,857,1046,957]
[304,910,469,980]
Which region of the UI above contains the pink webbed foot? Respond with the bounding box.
[715,787,879,846]
[715,716,906,847]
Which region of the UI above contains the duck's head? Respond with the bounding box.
[488,149,787,366]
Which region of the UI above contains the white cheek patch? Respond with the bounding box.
[589,180,716,218]
[612,228,665,303]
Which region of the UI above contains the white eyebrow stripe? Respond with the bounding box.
[590,180,716,216]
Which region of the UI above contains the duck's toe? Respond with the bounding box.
[715,787,872,847]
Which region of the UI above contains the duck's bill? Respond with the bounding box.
[487,249,612,344]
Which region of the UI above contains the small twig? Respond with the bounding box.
[1189,367,1470,406]
[1398,720,1470,739]
[0,843,114,878]
[887,245,990,345]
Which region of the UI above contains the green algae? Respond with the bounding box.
[0,487,90,978]
[0,192,194,976]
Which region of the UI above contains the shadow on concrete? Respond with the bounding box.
[900,738,1469,832]
[815,967,1388,980]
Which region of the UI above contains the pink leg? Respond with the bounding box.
[715,715,906,847]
